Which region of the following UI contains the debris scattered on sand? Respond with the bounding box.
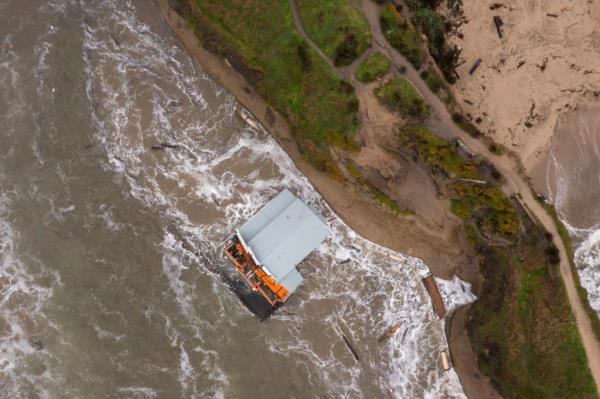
[469,58,482,75]
[493,16,504,38]
[546,13,558,18]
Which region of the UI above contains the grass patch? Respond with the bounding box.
[295,0,371,66]
[355,52,390,83]
[375,78,430,118]
[379,4,424,68]
[470,239,597,399]
[188,0,360,171]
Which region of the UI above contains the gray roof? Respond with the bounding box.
[238,190,329,295]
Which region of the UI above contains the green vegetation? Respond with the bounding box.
[375,78,430,118]
[469,237,597,399]
[452,112,483,138]
[420,66,452,104]
[345,160,409,215]
[489,143,505,155]
[398,124,477,178]
[543,202,600,343]
[379,4,424,68]
[398,123,518,236]
[397,124,596,397]
[295,0,371,66]
[355,52,390,83]
[403,0,459,82]
[187,0,360,177]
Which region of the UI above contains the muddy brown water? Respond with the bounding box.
[0,1,474,397]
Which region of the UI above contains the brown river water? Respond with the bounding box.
[0,1,475,397]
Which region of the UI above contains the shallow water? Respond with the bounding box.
[547,105,600,318]
[0,1,474,397]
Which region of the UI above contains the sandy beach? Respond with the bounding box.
[445,0,600,174]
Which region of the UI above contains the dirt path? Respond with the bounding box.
[360,0,600,393]
[291,0,600,394]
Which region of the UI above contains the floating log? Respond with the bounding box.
[469,58,482,75]
[151,142,179,150]
[422,275,446,318]
[341,333,360,361]
[440,349,451,371]
[378,322,402,343]
[493,16,504,38]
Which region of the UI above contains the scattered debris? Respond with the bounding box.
[455,139,475,157]
[440,348,451,371]
[336,318,360,361]
[546,13,558,18]
[110,33,121,46]
[489,3,504,10]
[422,274,446,318]
[378,322,402,343]
[151,142,179,150]
[457,177,488,185]
[536,57,548,72]
[469,58,482,75]
[464,99,474,105]
[341,333,360,361]
[401,327,409,343]
[517,60,526,68]
[29,339,44,351]
[237,108,261,131]
[493,16,504,38]
[339,259,351,265]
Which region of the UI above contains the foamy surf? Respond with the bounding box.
[76,1,476,397]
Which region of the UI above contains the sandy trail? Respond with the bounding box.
[291,0,600,394]
[361,0,600,392]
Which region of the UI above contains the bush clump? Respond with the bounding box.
[375,78,430,118]
[355,52,391,83]
[379,5,424,68]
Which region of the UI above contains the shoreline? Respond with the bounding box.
[155,0,469,279]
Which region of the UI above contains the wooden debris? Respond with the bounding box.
[440,349,451,371]
[422,275,446,318]
[493,16,504,38]
[464,99,474,105]
[378,322,402,343]
[151,142,179,150]
[339,259,351,265]
[489,2,504,10]
[469,58,482,75]
[341,333,360,361]
[546,13,558,18]
[517,60,525,68]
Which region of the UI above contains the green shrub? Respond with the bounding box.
[296,0,371,66]
[379,5,424,68]
[375,78,430,118]
[355,52,391,83]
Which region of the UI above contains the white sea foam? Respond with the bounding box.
[80,0,475,397]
